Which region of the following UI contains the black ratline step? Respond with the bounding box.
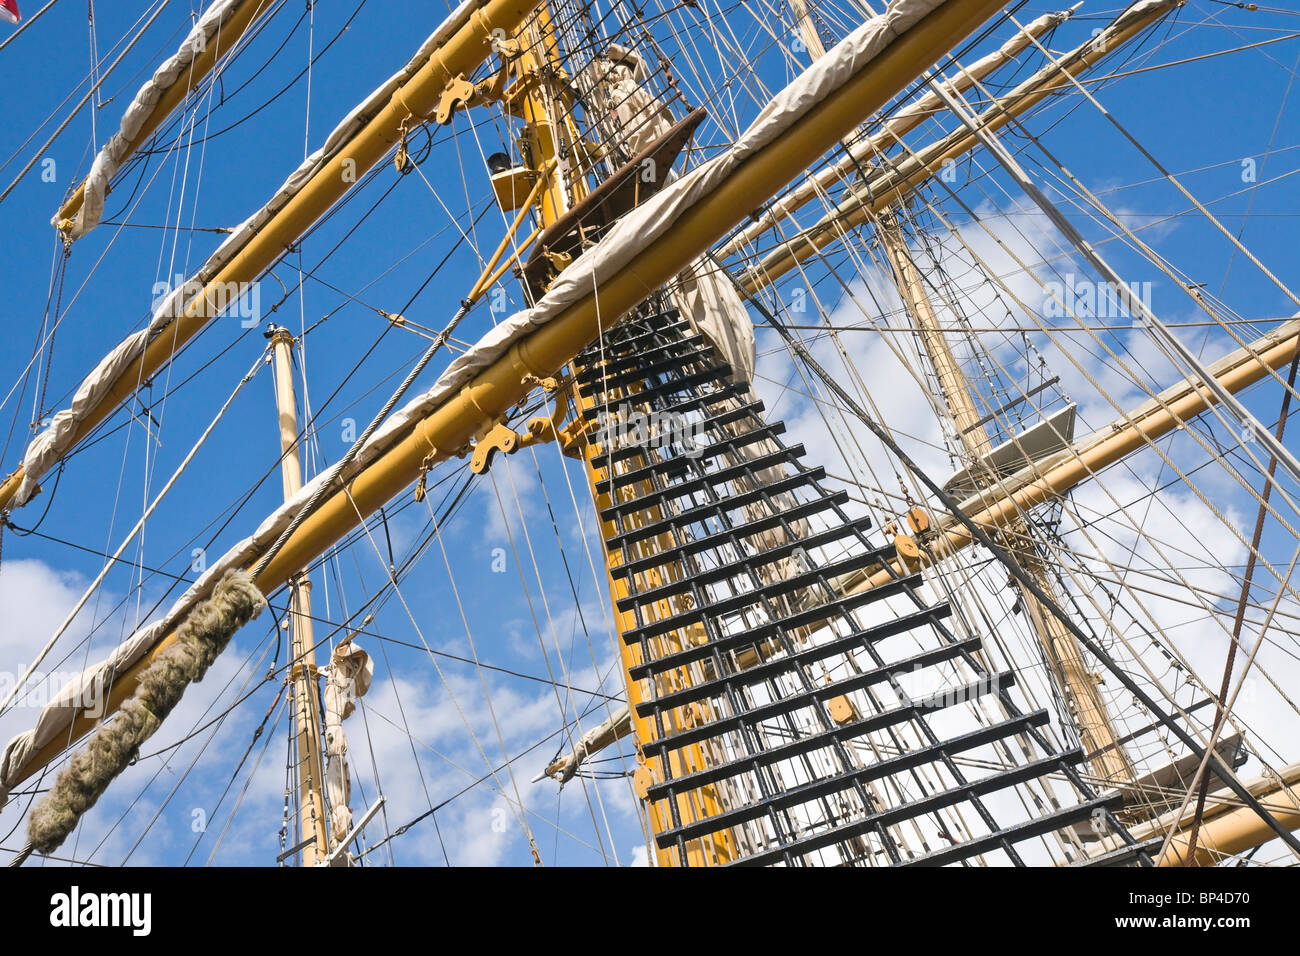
[608,484,840,581]
[625,573,929,680]
[640,640,992,754]
[653,710,1052,848]
[730,748,1079,867]
[897,793,1122,868]
[621,543,895,645]
[574,307,1118,867]
[590,397,767,470]
[576,334,711,386]
[637,631,979,718]
[595,421,785,495]
[596,313,692,350]
[600,445,811,523]
[640,603,955,706]
[606,461,825,551]
[582,365,736,425]
[614,516,882,612]
[582,382,748,426]
[644,671,1020,795]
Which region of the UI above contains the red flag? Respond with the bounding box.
[0,1,19,26]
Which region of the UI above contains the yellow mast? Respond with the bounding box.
[5,0,1018,819]
[510,2,736,866]
[877,214,1135,786]
[268,328,330,866]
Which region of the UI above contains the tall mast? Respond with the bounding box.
[508,1,737,866]
[877,214,1136,786]
[268,326,330,866]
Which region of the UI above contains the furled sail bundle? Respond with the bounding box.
[3,0,538,510]
[55,0,275,240]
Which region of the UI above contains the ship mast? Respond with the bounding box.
[876,213,1136,787]
[268,326,330,866]
[8,0,1300,866]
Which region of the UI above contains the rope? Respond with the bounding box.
[24,568,266,856]
[252,297,474,579]
[0,346,269,719]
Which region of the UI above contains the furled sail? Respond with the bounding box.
[56,0,275,240]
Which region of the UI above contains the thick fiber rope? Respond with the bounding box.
[25,569,266,855]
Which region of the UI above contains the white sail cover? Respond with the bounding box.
[717,7,1073,259]
[14,0,498,509]
[323,642,372,847]
[59,0,267,241]
[1,0,952,798]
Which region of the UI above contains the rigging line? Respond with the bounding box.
[256,595,621,700]
[997,15,1300,397]
[358,702,604,859]
[1158,538,1300,866]
[0,0,62,54]
[238,199,496,575]
[7,98,244,438]
[0,345,269,718]
[0,0,173,205]
[200,686,289,866]
[1000,98,1300,402]
[1216,42,1299,300]
[354,688,621,862]
[31,247,71,431]
[751,287,1300,864]
[30,51,462,442]
[347,486,543,859]
[0,234,63,459]
[412,485,547,858]
[523,398,650,845]
[133,0,364,156]
[525,439,635,754]
[100,291,460,648]
[251,298,481,580]
[0,0,170,177]
[100,1,284,117]
[1182,352,1300,862]
[490,461,616,863]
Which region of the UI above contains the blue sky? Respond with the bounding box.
[0,0,1297,867]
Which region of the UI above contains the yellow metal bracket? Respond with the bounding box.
[435,75,481,125]
[469,421,523,474]
[468,376,590,474]
[435,39,521,126]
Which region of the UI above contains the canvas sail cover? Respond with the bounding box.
[59,0,266,240]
